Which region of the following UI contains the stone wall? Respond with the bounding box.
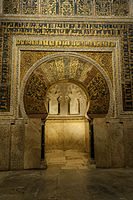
[45,118,90,153]
[10,120,25,170]
[93,118,111,168]
[0,120,10,170]
[124,120,133,168]
[94,118,133,168]
[0,118,133,170]
[0,119,25,170]
[24,118,42,169]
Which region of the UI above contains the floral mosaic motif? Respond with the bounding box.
[2,0,130,16]
[87,72,110,114]
[95,0,112,16]
[60,0,74,15]
[22,0,38,14]
[113,0,129,16]
[3,0,20,14]
[41,0,56,15]
[77,0,93,15]
[24,73,47,114]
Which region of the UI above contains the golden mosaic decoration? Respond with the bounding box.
[23,55,110,115]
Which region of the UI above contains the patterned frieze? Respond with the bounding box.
[16,40,116,48]
[0,21,133,114]
[2,0,130,16]
[2,22,126,36]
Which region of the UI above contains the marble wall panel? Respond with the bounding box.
[63,119,87,151]
[45,118,89,152]
[24,118,41,169]
[0,122,10,170]
[109,121,124,168]
[85,119,90,153]
[93,118,111,168]
[10,120,25,170]
[123,120,133,167]
[45,120,64,151]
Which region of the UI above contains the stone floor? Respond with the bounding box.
[0,168,133,200]
[46,150,90,169]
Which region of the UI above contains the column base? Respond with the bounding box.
[40,160,47,169]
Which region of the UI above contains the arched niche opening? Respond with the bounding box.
[45,81,89,117]
[20,53,113,169]
[43,81,90,168]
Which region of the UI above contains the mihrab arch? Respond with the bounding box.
[19,52,114,119]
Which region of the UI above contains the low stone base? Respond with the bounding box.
[40,160,47,169]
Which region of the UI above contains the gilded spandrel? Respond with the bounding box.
[24,57,110,115]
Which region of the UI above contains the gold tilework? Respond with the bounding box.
[95,0,112,16]
[2,0,130,16]
[113,0,129,16]
[23,55,110,115]
[22,0,38,14]
[59,0,74,15]
[20,51,113,86]
[40,0,56,15]
[0,22,132,112]
[77,0,93,15]
[20,51,54,86]
[3,0,20,14]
